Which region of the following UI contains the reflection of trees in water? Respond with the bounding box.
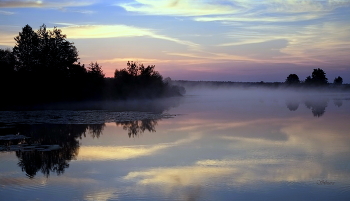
[286,98,340,117]
[86,124,105,139]
[16,149,69,179]
[2,117,161,178]
[334,99,343,107]
[11,124,104,178]
[286,100,300,111]
[116,119,158,138]
[304,99,328,117]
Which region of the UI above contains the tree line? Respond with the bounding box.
[285,68,343,86]
[0,24,184,108]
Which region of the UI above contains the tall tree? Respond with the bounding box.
[36,24,79,77]
[10,24,85,104]
[13,24,79,77]
[13,25,39,72]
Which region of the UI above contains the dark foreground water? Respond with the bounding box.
[1,88,350,201]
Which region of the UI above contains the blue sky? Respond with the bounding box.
[1,0,350,82]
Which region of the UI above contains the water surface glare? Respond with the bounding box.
[1,88,350,201]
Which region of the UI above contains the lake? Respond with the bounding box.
[1,87,350,201]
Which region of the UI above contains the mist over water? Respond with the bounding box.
[175,85,350,118]
[1,85,350,201]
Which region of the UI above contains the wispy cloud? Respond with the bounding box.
[54,22,78,26]
[2,0,348,79]
[217,20,350,66]
[113,0,350,68]
[61,24,199,49]
[194,13,322,23]
[117,0,350,23]
[117,0,239,16]
[71,9,95,14]
[58,7,96,14]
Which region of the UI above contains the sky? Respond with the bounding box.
[0,0,350,82]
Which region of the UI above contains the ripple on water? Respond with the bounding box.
[0,176,90,200]
[337,183,350,195]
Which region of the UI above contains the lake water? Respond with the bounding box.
[1,87,350,201]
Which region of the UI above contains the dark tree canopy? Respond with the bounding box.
[303,68,328,86]
[1,24,94,105]
[114,61,164,96]
[333,76,343,85]
[310,68,328,85]
[285,74,300,85]
[85,62,105,99]
[115,61,162,81]
[113,61,184,98]
[13,24,78,77]
[0,24,184,108]
[87,62,105,80]
[13,25,39,72]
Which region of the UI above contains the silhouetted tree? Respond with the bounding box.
[333,76,343,85]
[87,62,104,79]
[312,68,328,85]
[113,61,183,98]
[86,62,105,99]
[285,74,300,85]
[13,24,39,72]
[36,24,78,74]
[305,68,328,86]
[7,24,89,104]
[64,63,89,101]
[1,25,184,108]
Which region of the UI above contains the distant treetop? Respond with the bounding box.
[310,68,328,85]
[285,74,300,85]
[333,76,343,85]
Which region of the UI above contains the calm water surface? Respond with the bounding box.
[1,88,350,201]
